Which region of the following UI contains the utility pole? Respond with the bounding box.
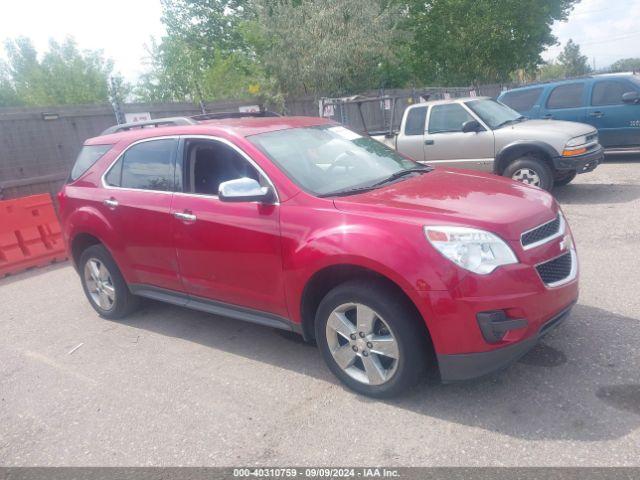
[109,76,126,125]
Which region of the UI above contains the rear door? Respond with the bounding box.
[587,78,640,148]
[423,103,494,170]
[101,137,183,292]
[539,82,588,123]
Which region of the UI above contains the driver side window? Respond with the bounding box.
[182,139,261,196]
[428,104,474,134]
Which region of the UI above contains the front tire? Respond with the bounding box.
[315,280,430,397]
[79,244,138,319]
[503,155,554,191]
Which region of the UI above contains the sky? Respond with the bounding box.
[0,0,639,82]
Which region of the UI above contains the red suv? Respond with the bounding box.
[59,113,579,397]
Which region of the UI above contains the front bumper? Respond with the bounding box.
[553,145,603,173]
[437,301,575,382]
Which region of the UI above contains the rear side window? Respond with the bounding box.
[547,83,585,109]
[428,104,474,134]
[404,106,427,135]
[69,145,112,181]
[105,139,177,191]
[500,88,543,112]
[591,80,632,106]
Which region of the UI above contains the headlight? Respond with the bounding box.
[565,135,587,148]
[424,226,518,274]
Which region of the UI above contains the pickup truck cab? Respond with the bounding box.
[498,73,640,153]
[375,97,603,191]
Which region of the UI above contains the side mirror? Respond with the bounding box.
[462,120,481,133]
[622,91,640,104]
[218,177,274,203]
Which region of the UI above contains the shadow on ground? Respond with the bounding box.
[111,300,640,442]
[554,183,640,205]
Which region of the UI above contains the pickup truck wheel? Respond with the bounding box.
[79,244,138,319]
[503,155,554,191]
[554,170,577,187]
[315,280,429,398]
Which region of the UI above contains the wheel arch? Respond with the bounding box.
[299,264,434,351]
[70,232,103,271]
[494,141,558,175]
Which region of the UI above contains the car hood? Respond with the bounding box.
[505,119,596,138]
[333,168,558,241]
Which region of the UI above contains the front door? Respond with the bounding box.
[587,78,640,148]
[423,103,494,171]
[539,82,587,123]
[171,137,287,317]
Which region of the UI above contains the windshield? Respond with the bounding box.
[248,125,423,196]
[465,98,523,129]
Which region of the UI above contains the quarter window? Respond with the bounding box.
[404,106,427,136]
[547,83,585,109]
[428,104,474,134]
[106,139,177,191]
[591,80,632,106]
[500,88,543,112]
[69,145,112,181]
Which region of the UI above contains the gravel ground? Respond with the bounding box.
[1,158,639,467]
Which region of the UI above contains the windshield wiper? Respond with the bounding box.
[318,166,432,198]
[494,116,526,129]
[370,166,432,188]
[318,185,380,198]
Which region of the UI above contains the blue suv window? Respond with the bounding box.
[547,83,585,109]
[501,88,543,112]
[592,80,633,106]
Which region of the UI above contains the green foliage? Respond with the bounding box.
[538,61,567,81]
[400,0,578,86]
[1,37,121,107]
[245,0,407,96]
[609,58,640,73]
[557,39,591,77]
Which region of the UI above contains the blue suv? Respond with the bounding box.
[498,73,640,152]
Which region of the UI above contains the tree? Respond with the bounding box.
[401,0,578,86]
[2,37,120,106]
[538,61,566,81]
[247,0,406,96]
[609,58,640,73]
[557,39,591,77]
[0,61,21,107]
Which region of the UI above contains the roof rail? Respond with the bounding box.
[191,110,281,121]
[100,117,197,135]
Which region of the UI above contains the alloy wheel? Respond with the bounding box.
[84,258,116,311]
[325,302,400,386]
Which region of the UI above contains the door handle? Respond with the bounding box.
[589,111,604,118]
[424,139,435,145]
[174,211,197,223]
[103,198,118,209]
[543,114,553,119]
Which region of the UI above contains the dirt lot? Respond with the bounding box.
[1,158,639,466]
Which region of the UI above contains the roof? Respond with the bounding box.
[405,96,490,109]
[86,116,335,145]
[502,72,640,92]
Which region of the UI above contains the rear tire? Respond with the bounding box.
[79,244,138,319]
[503,155,554,191]
[315,280,430,398]
[554,170,577,187]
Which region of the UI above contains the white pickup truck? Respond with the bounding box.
[372,96,603,191]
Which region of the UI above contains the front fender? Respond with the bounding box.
[494,141,559,174]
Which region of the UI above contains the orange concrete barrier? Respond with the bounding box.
[0,194,67,277]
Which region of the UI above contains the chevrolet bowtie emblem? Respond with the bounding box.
[559,235,572,252]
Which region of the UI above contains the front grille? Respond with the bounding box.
[536,252,572,285]
[521,214,561,248]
